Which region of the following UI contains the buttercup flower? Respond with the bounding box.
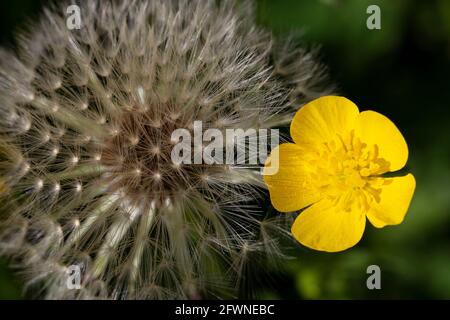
[264,96,416,252]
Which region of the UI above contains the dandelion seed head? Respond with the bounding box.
[0,0,332,299]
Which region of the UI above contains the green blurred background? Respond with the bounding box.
[0,0,449,299]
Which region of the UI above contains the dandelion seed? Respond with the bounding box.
[21,119,31,132]
[97,117,106,125]
[53,183,61,192]
[153,172,162,181]
[129,136,139,146]
[35,179,43,191]
[41,133,50,143]
[71,156,79,164]
[72,219,80,228]
[151,145,160,155]
[51,148,59,157]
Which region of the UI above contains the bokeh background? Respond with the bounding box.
[0,0,449,299]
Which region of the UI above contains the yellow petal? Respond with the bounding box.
[367,173,416,228]
[356,110,409,172]
[263,143,320,212]
[291,198,366,252]
[290,96,360,147]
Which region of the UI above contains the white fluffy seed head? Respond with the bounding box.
[0,0,333,299]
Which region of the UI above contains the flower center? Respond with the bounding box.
[307,131,390,212]
[100,110,199,205]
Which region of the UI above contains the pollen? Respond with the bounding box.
[311,132,389,211]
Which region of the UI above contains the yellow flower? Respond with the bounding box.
[264,96,416,252]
